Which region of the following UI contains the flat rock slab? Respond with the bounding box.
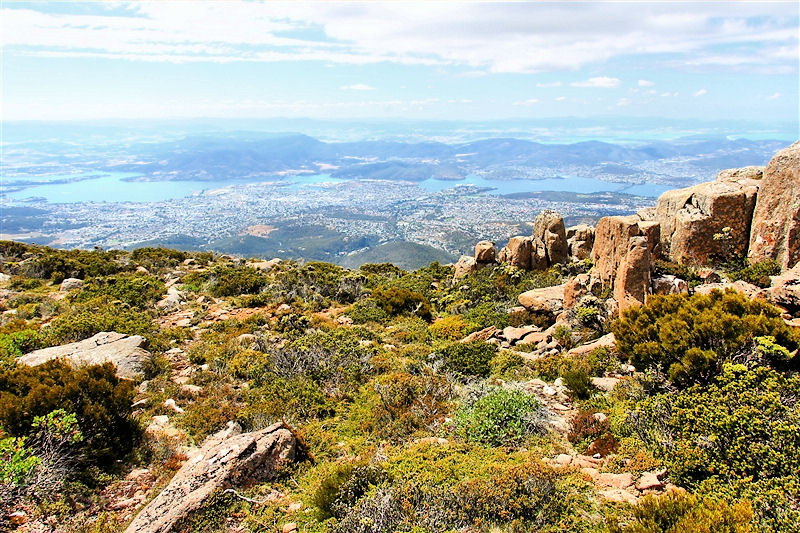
[125,422,296,533]
[18,331,150,380]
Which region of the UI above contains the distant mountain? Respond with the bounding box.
[338,241,458,270]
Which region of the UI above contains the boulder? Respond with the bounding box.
[461,326,499,343]
[592,215,657,287]
[474,241,497,264]
[656,176,759,265]
[18,331,150,380]
[717,166,764,183]
[566,224,595,261]
[651,275,688,295]
[156,286,184,312]
[693,280,762,299]
[597,472,634,489]
[614,237,651,311]
[530,238,549,270]
[567,333,615,358]
[563,273,603,309]
[502,325,541,344]
[501,236,533,270]
[248,258,282,271]
[453,255,477,279]
[761,264,800,315]
[532,210,569,265]
[518,284,566,314]
[125,422,296,533]
[59,278,84,291]
[749,141,800,270]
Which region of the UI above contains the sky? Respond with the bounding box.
[1,1,798,124]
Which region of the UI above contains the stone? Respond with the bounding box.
[567,333,615,358]
[717,166,764,183]
[554,454,573,466]
[597,472,634,489]
[530,238,549,270]
[693,280,761,298]
[591,376,620,392]
[656,176,759,265]
[474,241,497,264]
[453,255,477,279]
[501,236,533,269]
[599,488,638,505]
[749,141,800,270]
[157,286,184,312]
[614,236,651,310]
[636,472,664,491]
[164,398,184,414]
[502,325,540,343]
[518,283,566,313]
[761,264,800,315]
[566,224,595,261]
[282,523,298,533]
[59,277,84,291]
[592,214,657,288]
[0,273,10,283]
[651,275,688,295]
[125,422,296,533]
[461,326,499,343]
[18,331,150,380]
[249,258,282,271]
[533,210,569,265]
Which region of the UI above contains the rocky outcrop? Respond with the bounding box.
[18,331,150,380]
[59,278,83,291]
[614,236,651,310]
[655,172,759,265]
[453,255,477,279]
[566,224,595,261]
[156,286,185,312]
[474,241,497,264]
[760,264,800,315]
[125,422,296,533]
[532,210,569,266]
[749,141,800,270]
[453,241,497,279]
[651,275,688,295]
[518,283,566,314]
[499,236,533,269]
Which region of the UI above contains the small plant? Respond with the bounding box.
[453,387,547,447]
[553,324,573,348]
[441,340,496,378]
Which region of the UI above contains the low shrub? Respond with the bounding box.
[370,285,432,321]
[454,388,547,447]
[440,340,496,378]
[727,259,781,288]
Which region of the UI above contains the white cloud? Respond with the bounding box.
[571,77,622,88]
[766,92,781,100]
[638,79,656,87]
[555,96,567,101]
[693,88,708,97]
[1,2,796,74]
[616,97,632,106]
[513,98,540,106]
[340,83,375,91]
[536,81,562,88]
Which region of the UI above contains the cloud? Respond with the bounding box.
[340,83,375,91]
[693,88,708,97]
[571,77,622,88]
[1,2,797,74]
[513,98,540,106]
[616,97,632,106]
[536,81,562,88]
[766,92,781,100]
[638,79,656,87]
[555,96,567,101]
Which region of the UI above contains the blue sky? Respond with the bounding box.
[1,1,798,123]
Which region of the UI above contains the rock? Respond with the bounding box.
[8,510,28,525]
[236,333,258,345]
[276,303,291,313]
[749,141,800,270]
[636,471,664,491]
[164,399,184,414]
[502,325,540,344]
[567,333,615,358]
[566,224,595,261]
[180,384,203,395]
[563,273,604,309]
[18,331,150,380]
[249,258,281,271]
[597,472,633,489]
[599,488,638,505]
[656,176,759,265]
[0,273,10,283]
[533,210,569,265]
[614,236,651,310]
[125,422,296,533]
[501,236,533,269]
[282,523,298,533]
[592,214,658,288]
[59,277,84,291]
[694,280,761,298]
[337,315,354,326]
[652,275,688,295]
[474,241,497,264]
[461,326,499,343]
[593,413,608,423]
[591,376,620,392]
[761,264,800,315]
[157,287,185,312]
[554,454,573,466]
[453,255,477,279]
[530,238,549,270]
[518,283,566,313]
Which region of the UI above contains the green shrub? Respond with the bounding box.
[727,259,781,288]
[346,300,389,324]
[130,247,187,270]
[454,388,546,447]
[370,285,432,321]
[561,359,594,400]
[0,329,42,367]
[612,290,798,386]
[314,462,389,520]
[441,340,496,378]
[0,361,136,468]
[41,300,156,346]
[73,273,165,309]
[208,266,268,297]
[608,491,755,533]
[428,315,468,341]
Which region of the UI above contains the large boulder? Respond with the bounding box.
[474,241,497,264]
[566,224,595,261]
[125,422,296,533]
[614,236,651,311]
[453,255,477,279]
[17,331,150,380]
[59,278,83,291]
[656,175,759,265]
[532,210,569,265]
[592,214,658,287]
[518,283,566,314]
[749,141,800,270]
[500,236,533,270]
[759,264,800,315]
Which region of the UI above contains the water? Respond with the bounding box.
[2,170,668,204]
